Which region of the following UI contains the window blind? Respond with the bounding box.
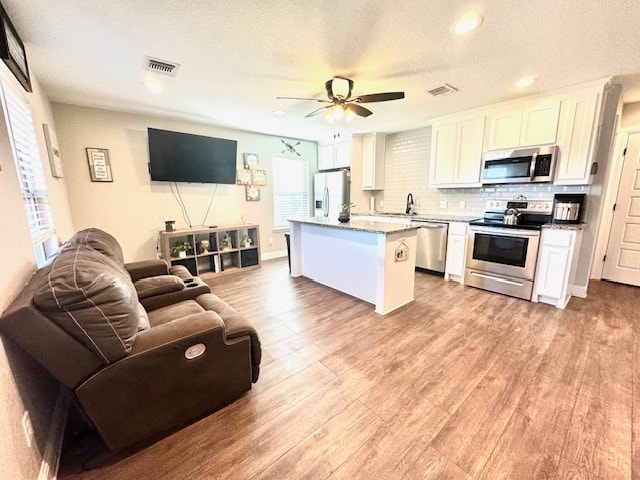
[272,155,310,229]
[1,80,54,245]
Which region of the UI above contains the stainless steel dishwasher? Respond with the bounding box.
[410,220,448,273]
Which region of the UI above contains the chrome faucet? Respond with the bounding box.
[406,193,415,214]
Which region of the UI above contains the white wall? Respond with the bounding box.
[622,101,640,127]
[51,104,317,261]
[0,68,75,479]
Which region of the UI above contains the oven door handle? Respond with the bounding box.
[469,227,540,238]
[470,272,525,287]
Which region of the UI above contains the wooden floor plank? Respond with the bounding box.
[58,260,639,480]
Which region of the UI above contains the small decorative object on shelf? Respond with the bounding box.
[338,202,355,223]
[170,240,192,258]
[165,220,175,232]
[241,234,252,248]
[200,239,210,253]
[222,232,233,250]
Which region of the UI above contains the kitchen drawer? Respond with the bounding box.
[448,222,468,236]
[542,229,574,248]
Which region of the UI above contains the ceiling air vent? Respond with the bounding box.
[144,56,180,77]
[427,84,458,97]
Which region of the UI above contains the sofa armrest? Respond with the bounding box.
[74,311,253,450]
[124,259,170,282]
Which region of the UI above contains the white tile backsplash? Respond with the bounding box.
[376,126,589,217]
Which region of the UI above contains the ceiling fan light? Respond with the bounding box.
[332,78,351,99]
[344,107,356,122]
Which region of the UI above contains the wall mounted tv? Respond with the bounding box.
[147,128,237,184]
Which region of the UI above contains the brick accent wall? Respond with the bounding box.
[372,126,589,217]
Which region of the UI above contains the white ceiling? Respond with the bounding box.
[5,0,640,141]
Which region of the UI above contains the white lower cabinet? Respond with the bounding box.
[532,228,583,309]
[444,222,467,284]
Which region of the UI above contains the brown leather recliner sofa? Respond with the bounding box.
[0,228,261,451]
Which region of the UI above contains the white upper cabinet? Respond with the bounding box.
[318,137,352,170]
[430,115,484,188]
[555,92,599,185]
[486,100,560,150]
[361,133,386,190]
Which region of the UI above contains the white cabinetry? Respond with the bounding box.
[486,100,560,150]
[318,137,352,170]
[444,222,468,284]
[554,92,599,185]
[362,133,386,190]
[429,115,485,188]
[532,228,583,309]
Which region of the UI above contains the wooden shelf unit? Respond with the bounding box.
[159,224,260,277]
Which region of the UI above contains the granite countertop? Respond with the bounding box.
[288,216,420,234]
[542,223,587,231]
[351,211,479,223]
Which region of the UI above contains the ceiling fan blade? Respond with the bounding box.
[276,96,331,103]
[346,103,373,117]
[353,92,405,103]
[305,105,331,118]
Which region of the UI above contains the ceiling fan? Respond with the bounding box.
[277,77,404,122]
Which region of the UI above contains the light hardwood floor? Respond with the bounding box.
[60,258,639,479]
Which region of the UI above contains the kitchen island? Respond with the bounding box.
[288,217,419,315]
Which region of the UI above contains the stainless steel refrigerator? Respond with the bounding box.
[314,169,350,219]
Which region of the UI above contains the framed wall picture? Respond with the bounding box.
[0,5,31,92]
[236,169,252,185]
[243,153,259,169]
[251,169,267,186]
[42,124,63,178]
[245,186,260,201]
[86,148,113,182]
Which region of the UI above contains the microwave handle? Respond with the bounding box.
[530,151,538,181]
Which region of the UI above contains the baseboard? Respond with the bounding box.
[39,386,69,480]
[570,284,588,298]
[261,250,287,261]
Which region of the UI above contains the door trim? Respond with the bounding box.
[593,127,640,279]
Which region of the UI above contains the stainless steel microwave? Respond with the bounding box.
[481,145,558,184]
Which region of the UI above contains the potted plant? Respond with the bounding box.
[338,202,356,223]
[170,240,192,258]
[241,234,252,248]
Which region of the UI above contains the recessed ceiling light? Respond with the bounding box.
[515,77,537,88]
[143,79,163,94]
[272,109,286,117]
[454,14,483,35]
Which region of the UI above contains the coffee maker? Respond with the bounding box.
[552,193,586,224]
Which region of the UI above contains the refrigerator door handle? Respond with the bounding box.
[323,186,329,217]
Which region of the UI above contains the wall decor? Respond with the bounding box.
[0,5,31,92]
[245,186,260,201]
[86,148,113,182]
[236,168,252,185]
[42,123,63,177]
[243,152,259,169]
[281,139,301,156]
[251,169,267,186]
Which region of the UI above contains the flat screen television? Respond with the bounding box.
[148,128,237,184]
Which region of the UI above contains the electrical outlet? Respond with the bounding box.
[268,237,273,246]
[459,200,466,209]
[379,200,384,207]
[22,411,33,448]
[439,200,448,209]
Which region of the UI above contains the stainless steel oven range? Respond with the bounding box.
[465,199,552,300]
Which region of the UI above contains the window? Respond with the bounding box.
[1,79,55,266]
[272,155,309,230]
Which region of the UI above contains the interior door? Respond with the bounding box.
[602,131,640,286]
